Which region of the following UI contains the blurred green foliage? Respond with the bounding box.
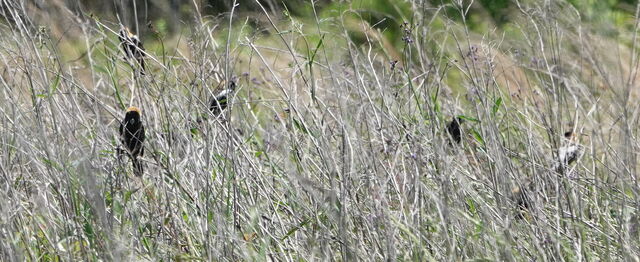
[319,0,413,47]
[69,0,637,35]
[41,0,638,53]
[428,0,512,25]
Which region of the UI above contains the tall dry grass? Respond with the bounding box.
[0,0,639,260]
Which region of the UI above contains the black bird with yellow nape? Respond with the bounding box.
[118,26,146,74]
[446,116,465,145]
[119,106,146,177]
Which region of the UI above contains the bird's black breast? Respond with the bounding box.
[209,94,228,116]
[120,117,145,157]
[447,118,462,144]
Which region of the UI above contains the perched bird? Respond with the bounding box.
[553,131,583,173]
[446,116,465,145]
[209,79,237,117]
[512,184,533,220]
[118,26,146,73]
[119,106,146,176]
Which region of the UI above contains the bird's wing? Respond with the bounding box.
[119,120,124,139]
[140,124,146,141]
[138,57,146,71]
[137,40,146,56]
[139,124,145,156]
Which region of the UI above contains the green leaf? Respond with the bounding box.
[466,198,476,214]
[458,115,480,123]
[309,34,325,66]
[471,128,485,146]
[211,169,217,181]
[293,118,309,134]
[182,211,189,223]
[207,210,214,223]
[50,74,61,96]
[40,158,62,171]
[124,190,133,204]
[432,94,441,113]
[83,221,94,240]
[473,220,484,239]
[190,128,200,136]
[492,97,502,116]
[282,218,311,240]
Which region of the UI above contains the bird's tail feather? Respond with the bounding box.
[137,58,146,75]
[132,157,144,177]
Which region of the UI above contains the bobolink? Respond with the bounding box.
[118,26,146,74]
[512,184,533,220]
[119,106,146,176]
[446,116,464,145]
[209,79,237,117]
[553,131,583,173]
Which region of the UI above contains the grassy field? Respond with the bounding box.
[1,0,640,260]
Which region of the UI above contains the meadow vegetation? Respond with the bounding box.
[1,0,640,260]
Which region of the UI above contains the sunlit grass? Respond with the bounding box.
[0,0,639,260]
